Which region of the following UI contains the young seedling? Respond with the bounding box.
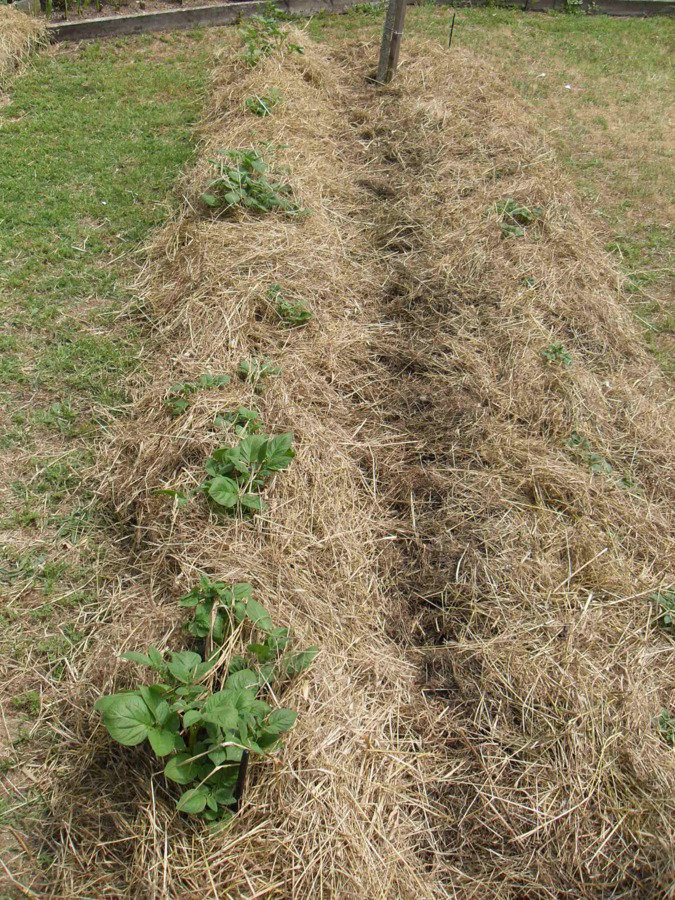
[164,374,231,418]
[567,431,612,475]
[268,283,313,328]
[203,432,294,515]
[237,358,281,394]
[201,150,303,216]
[657,709,675,747]
[495,199,543,237]
[95,579,317,823]
[214,406,263,436]
[541,342,572,367]
[239,4,303,68]
[245,90,281,118]
[653,590,675,633]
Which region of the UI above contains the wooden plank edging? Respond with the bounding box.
[45,0,674,42]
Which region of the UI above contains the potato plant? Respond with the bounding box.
[164,374,231,418]
[203,432,294,514]
[95,580,317,822]
[201,149,302,216]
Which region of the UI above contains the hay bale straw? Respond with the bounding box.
[43,27,673,898]
[0,6,44,87]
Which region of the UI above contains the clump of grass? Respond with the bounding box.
[245,89,281,117]
[11,690,40,716]
[201,149,303,216]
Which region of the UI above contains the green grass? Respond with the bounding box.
[0,32,215,817]
[0,32,214,421]
[309,5,674,370]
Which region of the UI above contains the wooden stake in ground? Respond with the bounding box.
[376,0,407,84]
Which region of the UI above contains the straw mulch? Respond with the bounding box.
[34,27,673,898]
[0,6,44,87]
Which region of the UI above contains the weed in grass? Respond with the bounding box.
[164,374,231,418]
[268,283,313,327]
[95,579,316,822]
[237,358,281,393]
[653,590,674,633]
[203,432,294,515]
[495,199,543,237]
[32,402,78,436]
[239,4,303,68]
[541,342,572,367]
[245,89,281,117]
[214,406,262,436]
[201,149,303,216]
[11,690,40,716]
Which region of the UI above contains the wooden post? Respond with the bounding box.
[376,0,407,85]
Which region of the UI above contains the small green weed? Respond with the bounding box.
[237,358,281,393]
[214,406,263,436]
[541,342,572,367]
[657,709,675,747]
[239,4,303,68]
[95,578,316,823]
[203,432,294,515]
[653,590,675,633]
[11,690,40,717]
[567,431,612,475]
[164,374,231,418]
[268,284,314,327]
[245,89,281,117]
[495,199,543,237]
[201,149,303,216]
[32,402,79,435]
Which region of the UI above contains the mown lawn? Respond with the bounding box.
[309,5,674,371]
[0,30,215,877]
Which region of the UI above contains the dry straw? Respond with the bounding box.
[0,6,45,88]
[32,27,673,898]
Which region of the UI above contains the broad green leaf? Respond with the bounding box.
[167,651,203,684]
[201,692,239,729]
[139,684,165,715]
[245,598,273,632]
[176,787,208,814]
[148,648,165,670]
[183,709,202,729]
[225,669,259,692]
[241,493,263,512]
[121,651,153,666]
[164,754,199,785]
[281,647,318,677]
[208,476,240,509]
[97,693,154,747]
[232,583,253,601]
[147,727,178,757]
[268,708,297,732]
